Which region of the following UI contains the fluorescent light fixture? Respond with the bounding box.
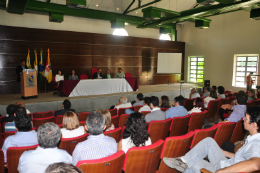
[159,34,171,41]
[113,28,129,36]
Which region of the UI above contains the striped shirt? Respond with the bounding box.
[72,134,117,166]
[5,122,16,132]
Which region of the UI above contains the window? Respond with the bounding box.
[188,57,204,83]
[233,55,259,88]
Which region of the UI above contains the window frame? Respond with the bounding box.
[188,56,204,83]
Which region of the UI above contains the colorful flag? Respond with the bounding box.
[45,49,52,83]
[34,49,38,75]
[26,49,32,69]
[38,49,45,82]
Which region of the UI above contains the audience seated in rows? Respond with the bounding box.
[145,96,166,123]
[202,87,210,97]
[114,96,132,110]
[138,97,151,113]
[18,122,72,173]
[1,104,19,131]
[217,86,226,99]
[60,111,85,138]
[190,88,200,99]
[188,98,205,114]
[203,90,218,108]
[160,95,171,108]
[125,93,144,114]
[72,111,117,166]
[165,95,188,119]
[55,99,75,117]
[99,109,115,131]
[45,162,82,173]
[2,107,38,162]
[118,112,151,153]
[163,105,260,173]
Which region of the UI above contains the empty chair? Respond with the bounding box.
[125,73,132,78]
[160,108,169,112]
[216,98,229,118]
[80,74,88,80]
[134,105,143,112]
[214,122,236,147]
[56,115,64,124]
[79,112,91,121]
[0,150,4,173]
[32,116,56,129]
[32,111,53,119]
[148,118,172,143]
[187,110,207,132]
[108,108,117,117]
[111,115,119,128]
[123,140,164,173]
[158,132,194,173]
[4,131,16,140]
[230,119,246,144]
[118,107,134,116]
[118,114,130,128]
[140,111,151,117]
[7,144,39,173]
[104,127,122,143]
[77,150,125,173]
[184,99,195,111]
[58,134,89,155]
[190,125,218,148]
[169,114,191,137]
[205,99,219,122]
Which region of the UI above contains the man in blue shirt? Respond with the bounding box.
[165,95,189,119]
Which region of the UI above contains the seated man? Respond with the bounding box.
[72,111,117,165]
[202,87,210,97]
[145,96,166,123]
[138,97,151,113]
[133,93,144,106]
[114,68,125,78]
[102,69,113,79]
[115,96,132,109]
[45,162,82,173]
[163,105,260,173]
[2,107,38,162]
[1,104,19,132]
[54,99,75,117]
[165,95,188,119]
[18,123,72,173]
[190,88,200,99]
[93,68,102,79]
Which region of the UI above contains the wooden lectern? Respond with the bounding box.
[21,69,38,99]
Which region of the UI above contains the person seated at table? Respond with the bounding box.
[45,162,82,173]
[202,87,210,97]
[189,88,200,99]
[248,89,257,101]
[188,98,205,114]
[103,69,113,79]
[160,95,171,108]
[55,70,64,86]
[204,90,218,108]
[114,68,125,78]
[217,86,226,99]
[54,99,75,117]
[165,95,188,119]
[69,70,79,80]
[93,68,102,79]
[99,109,115,131]
[145,96,166,123]
[60,111,85,138]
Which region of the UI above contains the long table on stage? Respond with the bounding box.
[58,78,139,97]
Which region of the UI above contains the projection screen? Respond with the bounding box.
[157,52,182,74]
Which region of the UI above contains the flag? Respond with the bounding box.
[38,49,45,82]
[34,49,38,75]
[26,49,32,69]
[45,49,52,83]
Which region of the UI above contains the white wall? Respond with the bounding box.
[180,10,260,92]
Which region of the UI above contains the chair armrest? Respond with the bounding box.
[200,168,213,173]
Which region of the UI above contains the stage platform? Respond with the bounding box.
[0,83,201,116]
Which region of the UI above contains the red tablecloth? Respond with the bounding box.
[125,77,139,91]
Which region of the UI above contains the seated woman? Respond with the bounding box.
[247,89,257,101]
[188,98,205,114]
[160,95,170,108]
[217,86,226,99]
[69,70,79,80]
[99,109,115,131]
[118,112,151,153]
[204,90,218,108]
[55,70,64,86]
[60,111,85,138]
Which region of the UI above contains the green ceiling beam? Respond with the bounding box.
[125,0,161,14]
[6,0,30,14]
[142,6,180,19]
[215,0,237,4]
[110,19,125,28]
[49,13,64,22]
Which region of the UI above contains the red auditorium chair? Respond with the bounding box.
[80,74,88,80]
[27,113,32,120]
[216,98,229,118]
[246,100,252,108]
[2,122,8,133]
[79,121,86,126]
[79,112,91,121]
[158,132,194,173]
[228,96,236,104]
[0,150,4,173]
[214,122,236,147]
[33,111,53,119]
[125,73,132,78]
[7,144,39,173]
[91,68,98,79]
[169,114,191,137]
[187,110,207,132]
[205,99,219,122]
[0,133,3,149]
[77,150,125,173]
[184,98,195,111]
[123,140,164,173]
[190,125,218,148]
[199,93,204,97]
[4,131,16,140]
[140,111,151,117]
[118,107,134,116]
[104,127,122,143]
[250,100,259,107]
[52,76,59,95]
[225,90,232,94]
[230,119,246,144]
[160,108,169,112]
[111,115,119,128]
[56,115,64,124]
[32,116,56,128]
[108,108,117,117]
[134,105,143,112]
[148,118,172,143]
[233,92,238,96]
[118,114,130,128]
[58,134,89,155]
[226,93,234,98]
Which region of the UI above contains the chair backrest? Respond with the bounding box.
[187,110,207,133]
[216,98,229,117]
[32,116,56,128]
[79,121,86,126]
[79,112,91,122]
[32,111,53,119]
[4,131,16,140]
[118,114,130,128]
[80,74,88,80]
[91,68,98,79]
[0,150,4,173]
[206,99,220,122]
[0,129,3,149]
[58,134,89,155]
[52,76,55,85]
[250,100,258,107]
[118,107,134,116]
[148,118,172,143]
[158,132,194,173]
[111,115,119,128]
[199,93,204,97]
[169,114,191,137]
[108,108,117,117]
[228,96,236,104]
[160,108,169,112]
[125,73,132,78]
[141,111,151,117]
[7,145,39,173]
[134,105,143,112]
[230,119,246,144]
[190,125,218,148]
[56,115,64,124]
[226,93,234,98]
[184,99,195,111]
[104,127,122,143]
[246,101,252,107]
[214,122,236,147]
[123,140,164,173]
[77,150,125,173]
[2,122,8,133]
[225,90,232,94]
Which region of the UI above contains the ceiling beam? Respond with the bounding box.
[6,0,30,14]
[125,0,161,14]
[123,0,135,15]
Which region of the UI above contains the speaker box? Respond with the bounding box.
[204,80,210,88]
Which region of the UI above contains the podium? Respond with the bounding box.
[21,69,38,99]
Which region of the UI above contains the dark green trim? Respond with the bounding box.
[125,0,161,14]
[6,0,29,14]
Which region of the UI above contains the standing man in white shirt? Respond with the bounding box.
[190,88,200,99]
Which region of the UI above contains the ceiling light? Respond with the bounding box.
[113,28,129,36]
[96,4,98,7]
[159,34,171,41]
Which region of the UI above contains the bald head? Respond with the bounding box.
[120,96,127,104]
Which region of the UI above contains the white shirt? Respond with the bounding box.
[122,137,152,153]
[191,93,200,99]
[188,107,202,114]
[204,97,216,108]
[55,75,64,82]
[151,107,161,112]
[139,105,151,113]
[218,93,226,98]
[61,126,85,139]
[115,103,132,109]
[18,146,72,173]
